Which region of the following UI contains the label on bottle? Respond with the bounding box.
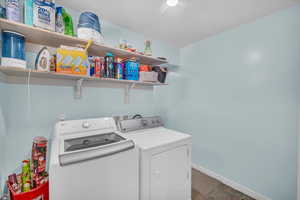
[56,13,64,33]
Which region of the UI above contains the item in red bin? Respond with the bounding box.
[31,171,36,189]
[8,174,21,194]
[32,172,48,188]
[17,174,22,185]
[8,173,17,185]
[23,181,31,192]
[21,160,31,192]
[39,172,49,185]
[31,137,47,187]
[34,174,43,187]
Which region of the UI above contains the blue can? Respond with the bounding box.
[105,53,114,78]
[114,62,123,80]
[2,31,26,61]
[125,60,139,81]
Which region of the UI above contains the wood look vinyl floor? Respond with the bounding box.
[192,169,256,200]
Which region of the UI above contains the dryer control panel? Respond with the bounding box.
[118,116,164,133]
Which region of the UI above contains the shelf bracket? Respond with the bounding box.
[75,78,85,99]
[124,83,136,104]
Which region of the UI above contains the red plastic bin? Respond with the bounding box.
[7,181,49,200]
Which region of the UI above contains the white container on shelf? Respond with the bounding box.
[77,27,104,44]
[1,57,26,68]
[1,30,27,69]
[77,12,104,44]
[139,71,158,82]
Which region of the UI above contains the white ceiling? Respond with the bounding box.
[59,0,300,47]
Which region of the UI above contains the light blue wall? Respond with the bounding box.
[0,4,180,195]
[160,5,300,200]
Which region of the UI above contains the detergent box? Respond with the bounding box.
[33,0,56,31]
[56,46,89,75]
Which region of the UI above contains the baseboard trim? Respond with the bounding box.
[192,163,271,200]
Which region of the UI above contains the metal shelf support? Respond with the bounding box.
[75,78,85,99]
[124,83,136,104]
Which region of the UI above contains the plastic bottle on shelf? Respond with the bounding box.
[6,0,21,22]
[0,0,6,18]
[62,7,74,36]
[24,0,33,26]
[55,7,64,33]
[105,53,114,78]
[144,40,152,56]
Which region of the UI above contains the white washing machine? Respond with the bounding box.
[49,117,139,200]
[117,116,192,200]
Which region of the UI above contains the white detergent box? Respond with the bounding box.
[33,0,55,31]
[139,71,158,82]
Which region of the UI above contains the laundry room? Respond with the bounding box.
[1,0,300,200]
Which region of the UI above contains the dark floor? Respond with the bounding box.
[192,169,256,200]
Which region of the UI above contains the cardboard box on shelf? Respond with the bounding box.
[56,47,89,75]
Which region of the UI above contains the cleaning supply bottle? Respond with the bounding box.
[144,40,152,56]
[105,53,114,78]
[6,0,21,22]
[24,0,33,26]
[62,8,74,36]
[55,6,64,33]
[0,0,6,18]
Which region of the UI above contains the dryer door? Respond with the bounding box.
[150,145,190,200]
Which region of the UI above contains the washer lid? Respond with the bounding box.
[124,127,191,150]
[59,132,135,166]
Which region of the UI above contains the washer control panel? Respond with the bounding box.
[118,116,163,133]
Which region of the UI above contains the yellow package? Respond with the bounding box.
[56,47,89,75]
